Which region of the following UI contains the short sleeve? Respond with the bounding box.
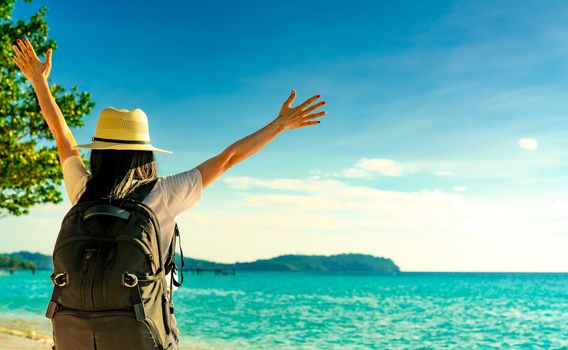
[62,155,91,205]
[160,167,203,218]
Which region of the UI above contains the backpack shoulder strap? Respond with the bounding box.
[167,222,185,300]
[167,223,184,279]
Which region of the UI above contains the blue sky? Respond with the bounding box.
[3,0,568,271]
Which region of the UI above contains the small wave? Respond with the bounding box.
[182,288,246,297]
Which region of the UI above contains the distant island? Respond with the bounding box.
[187,253,400,274]
[0,251,400,274]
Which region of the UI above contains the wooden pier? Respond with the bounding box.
[187,267,236,275]
[0,267,36,274]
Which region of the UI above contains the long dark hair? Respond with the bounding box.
[79,149,158,202]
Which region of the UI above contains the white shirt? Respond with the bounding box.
[62,154,202,289]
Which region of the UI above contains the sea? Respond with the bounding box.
[0,270,566,349]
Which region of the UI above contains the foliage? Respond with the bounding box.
[0,0,94,217]
[3,250,52,269]
[0,254,37,269]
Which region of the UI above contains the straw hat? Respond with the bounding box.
[75,107,172,154]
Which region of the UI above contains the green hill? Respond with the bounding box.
[179,253,400,274]
[233,253,400,273]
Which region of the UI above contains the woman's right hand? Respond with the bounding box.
[12,37,53,84]
[272,90,327,130]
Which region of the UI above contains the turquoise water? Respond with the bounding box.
[0,270,566,349]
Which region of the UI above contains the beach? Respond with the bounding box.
[0,317,211,350]
[0,334,51,350]
[0,331,52,350]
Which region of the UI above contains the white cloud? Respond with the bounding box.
[358,158,404,176]
[223,176,345,193]
[325,159,467,180]
[332,158,404,179]
[203,173,568,271]
[518,138,539,151]
[222,174,568,239]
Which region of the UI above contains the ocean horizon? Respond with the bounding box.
[1,270,566,349]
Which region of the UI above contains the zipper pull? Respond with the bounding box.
[103,249,114,269]
[83,249,94,264]
[81,249,96,275]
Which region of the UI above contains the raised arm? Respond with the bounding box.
[197,90,326,189]
[12,37,80,167]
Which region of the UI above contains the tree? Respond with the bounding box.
[0,0,94,217]
[0,254,37,270]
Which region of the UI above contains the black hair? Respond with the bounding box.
[79,149,158,202]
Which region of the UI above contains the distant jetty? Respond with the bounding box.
[1,251,400,275]
[188,266,237,275]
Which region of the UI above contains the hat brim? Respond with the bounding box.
[74,140,172,154]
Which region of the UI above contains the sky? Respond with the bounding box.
[2,0,568,272]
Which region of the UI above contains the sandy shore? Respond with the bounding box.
[0,330,52,350]
[0,315,218,350]
[0,334,52,350]
[0,327,217,350]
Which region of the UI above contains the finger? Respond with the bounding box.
[23,37,39,60]
[13,56,27,71]
[12,44,26,62]
[45,48,53,67]
[281,89,296,112]
[303,111,327,121]
[299,120,321,127]
[297,101,326,116]
[16,39,30,61]
[296,94,322,111]
[14,55,29,71]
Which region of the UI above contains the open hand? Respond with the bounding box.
[273,90,327,130]
[12,37,53,84]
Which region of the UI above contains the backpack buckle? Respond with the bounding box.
[122,272,138,288]
[51,272,68,287]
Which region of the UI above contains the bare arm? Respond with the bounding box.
[12,37,79,166]
[197,90,327,189]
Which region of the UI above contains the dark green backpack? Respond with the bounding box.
[46,178,184,350]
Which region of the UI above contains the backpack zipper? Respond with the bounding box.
[80,248,97,308]
[115,235,156,273]
[101,248,115,304]
[91,247,104,309]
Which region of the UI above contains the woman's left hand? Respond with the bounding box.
[272,90,327,131]
[12,37,53,84]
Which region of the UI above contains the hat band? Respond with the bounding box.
[92,137,151,145]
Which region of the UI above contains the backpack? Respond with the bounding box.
[45,178,185,350]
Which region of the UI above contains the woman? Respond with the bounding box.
[12,37,326,349]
